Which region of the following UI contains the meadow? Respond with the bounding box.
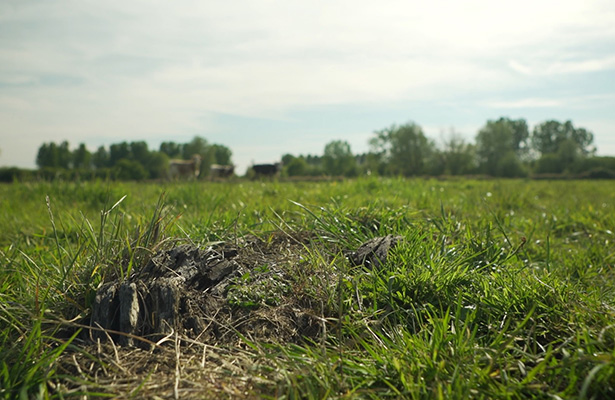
[0,178,614,399]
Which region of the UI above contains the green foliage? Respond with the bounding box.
[495,151,528,177]
[211,143,233,165]
[181,136,209,160]
[159,141,182,158]
[72,143,92,169]
[113,158,148,180]
[323,140,358,177]
[28,117,604,181]
[182,136,213,176]
[532,120,595,156]
[439,132,477,175]
[129,141,150,165]
[282,154,324,177]
[572,156,615,174]
[535,153,565,174]
[36,141,71,169]
[0,167,35,182]
[578,167,615,179]
[92,145,109,168]
[108,141,131,166]
[284,155,310,176]
[475,117,529,176]
[144,151,169,179]
[32,136,232,182]
[371,122,436,176]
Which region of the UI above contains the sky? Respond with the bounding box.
[1,0,615,175]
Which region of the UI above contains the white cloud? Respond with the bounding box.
[509,56,615,77]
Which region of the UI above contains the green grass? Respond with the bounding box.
[1,178,614,398]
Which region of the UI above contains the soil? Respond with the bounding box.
[89,232,402,348]
[89,232,322,348]
[55,232,403,397]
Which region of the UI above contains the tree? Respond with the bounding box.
[182,136,209,159]
[531,120,595,175]
[182,136,213,176]
[475,117,529,176]
[211,144,232,165]
[35,141,71,169]
[534,153,563,174]
[531,120,595,156]
[144,151,169,179]
[507,118,530,155]
[281,153,296,166]
[57,141,71,169]
[113,159,147,181]
[370,122,435,176]
[361,152,387,176]
[323,140,357,176]
[109,142,131,167]
[130,141,150,166]
[496,152,527,178]
[160,141,182,159]
[440,131,476,175]
[285,156,310,177]
[72,143,92,169]
[92,146,110,169]
[305,154,323,170]
[36,143,57,168]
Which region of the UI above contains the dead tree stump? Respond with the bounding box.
[90,244,239,347]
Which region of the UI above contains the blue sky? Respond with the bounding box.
[1,0,614,175]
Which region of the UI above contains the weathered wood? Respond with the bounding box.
[348,235,403,268]
[118,282,139,346]
[90,244,239,347]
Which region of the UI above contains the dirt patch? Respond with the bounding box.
[55,232,403,397]
[90,232,322,348]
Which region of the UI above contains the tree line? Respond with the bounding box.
[31,137,231,181]
[1,116,614,182]
[282,117,613,179]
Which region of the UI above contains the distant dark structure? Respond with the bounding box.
[251,162,282,177]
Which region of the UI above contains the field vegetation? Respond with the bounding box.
[1,178,614,398]
[4,117,615,184]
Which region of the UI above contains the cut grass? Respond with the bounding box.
[0,178,614,398]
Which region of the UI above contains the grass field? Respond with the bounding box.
[1,178,614,399]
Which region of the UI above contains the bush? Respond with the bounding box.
[577,167,615,179]
[496,152,527,177]
[37,167,68,181]
[535,154,564,174]
[0,167,35,183]
[571,156,615,174]
[113,159,148,181]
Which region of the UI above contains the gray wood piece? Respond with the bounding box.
[348,235,403,268]
[90,244,239,347]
